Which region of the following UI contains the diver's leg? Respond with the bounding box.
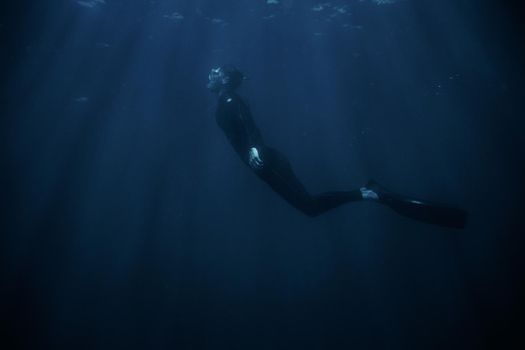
[258,148,363,217]
[256,148,467,226]
[310,190,363,216]
[256,148,317,215]
[365,180,468,229]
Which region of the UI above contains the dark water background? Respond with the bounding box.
[1,1,524,349]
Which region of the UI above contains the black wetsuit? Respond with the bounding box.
[215,91,467,228]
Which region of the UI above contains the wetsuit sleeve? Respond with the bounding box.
[217,94,266,164]
[238,101,264,150]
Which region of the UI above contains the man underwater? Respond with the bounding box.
[208,65,467,229]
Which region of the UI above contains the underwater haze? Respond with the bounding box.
[1,0,524,349]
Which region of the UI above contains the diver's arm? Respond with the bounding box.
[221,95,265,169]
[244,119,264,170]
[238,101,265,169]
[248,147,263,170]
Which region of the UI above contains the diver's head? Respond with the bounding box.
[207,65,245,93]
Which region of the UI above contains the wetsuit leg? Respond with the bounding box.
[254,149,467,228]
[256,147,362,217]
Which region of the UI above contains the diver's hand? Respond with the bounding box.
[248,147,263,170]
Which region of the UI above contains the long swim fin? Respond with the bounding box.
[366,180,468,229]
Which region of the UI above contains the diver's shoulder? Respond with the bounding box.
[219,91,242,104]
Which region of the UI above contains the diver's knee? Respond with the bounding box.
[300,205,320,218]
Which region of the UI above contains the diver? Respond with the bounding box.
[208,65,467,229]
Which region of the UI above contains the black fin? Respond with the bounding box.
[366,179,468,229]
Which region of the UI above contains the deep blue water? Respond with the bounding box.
[1,1,524,349]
